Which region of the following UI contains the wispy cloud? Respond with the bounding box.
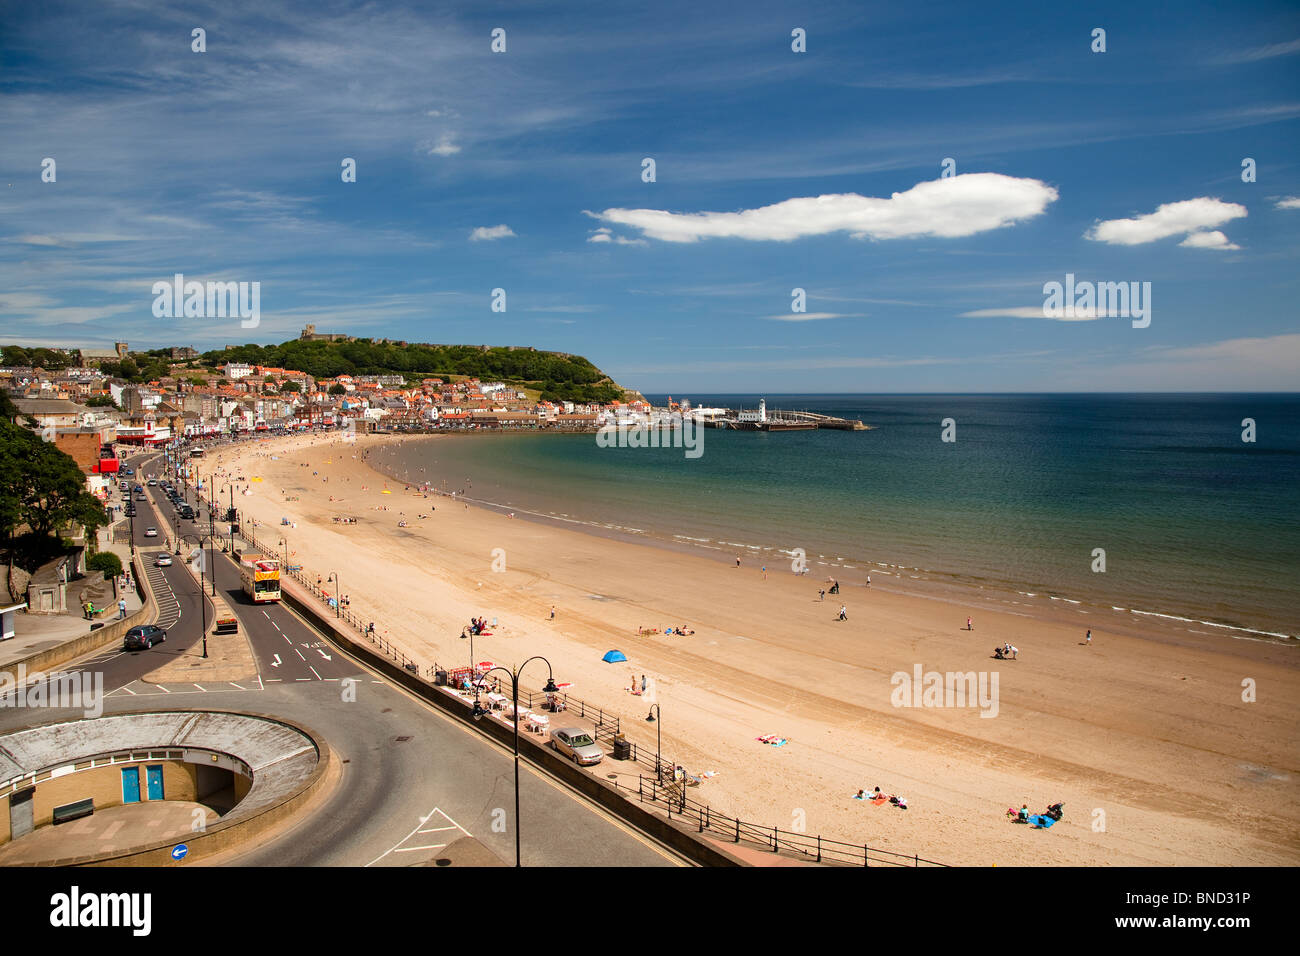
[1215,38,1300,64]
[762,312,856,322]
[962,306,1101,322]
[469,224,515,241]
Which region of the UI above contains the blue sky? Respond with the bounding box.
[1,0,1298,392]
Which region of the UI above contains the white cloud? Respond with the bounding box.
[1276,197,1300,210]
[1086,197,1246,246]
[763,312,851,322]
[586,227,645,245]
[425,135,461,156]
[469,224,515,241]
[1179,230,1240,251]
[588,172,1059,243]
[962,306,1101,321]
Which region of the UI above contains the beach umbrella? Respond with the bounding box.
[477,661,494,670]
[601,650,628,663]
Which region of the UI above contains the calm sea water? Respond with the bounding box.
[372,395,1300,638]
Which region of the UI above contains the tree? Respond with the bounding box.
[0,420,107,542]
[329,383,346,396]
[86,551,123,579]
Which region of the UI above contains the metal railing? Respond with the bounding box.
[623,775,947,867]
[240,521,938,867]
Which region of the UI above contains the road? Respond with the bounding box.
[2,449,681,867]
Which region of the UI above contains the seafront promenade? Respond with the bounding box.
[200,431,1300,867]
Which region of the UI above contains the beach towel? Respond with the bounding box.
[1028,815,1056,829]
[872,796,889,806]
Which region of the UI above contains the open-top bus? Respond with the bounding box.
[239,552,281,603]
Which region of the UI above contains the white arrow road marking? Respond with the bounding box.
[271,654,281,667]
[315,648,332,661]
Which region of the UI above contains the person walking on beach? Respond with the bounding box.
[966,616,973,631]
[838,605,848,621]
[819,588,825,601]
[641,674,647,693]
[735,556,741,568]
[866,574,871,587]
[550,606,555,620]
[1085,629,1092,646]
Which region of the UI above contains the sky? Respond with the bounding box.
[1,0,1298,393]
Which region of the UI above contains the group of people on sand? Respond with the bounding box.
[463,617,488,637]
[855,786,907,809]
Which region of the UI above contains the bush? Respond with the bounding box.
[86,551,123,580]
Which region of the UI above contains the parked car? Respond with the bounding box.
[550,728,603,766]
[123,624,166,651]
[144,527,158,537]
[154,554,173,567]
[147,478,158,486]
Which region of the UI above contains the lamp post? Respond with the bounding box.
[471,657,559,868]
[328,570,340,618]
[176,532,216,659]
[646,703,662,782]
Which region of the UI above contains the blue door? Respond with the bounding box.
[146,765,164,800]
[121,767,141,804]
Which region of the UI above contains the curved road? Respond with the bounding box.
[1,449,682,868]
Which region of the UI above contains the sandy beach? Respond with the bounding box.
[203,432,1300,866]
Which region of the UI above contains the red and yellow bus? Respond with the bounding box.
[239,553,281,603]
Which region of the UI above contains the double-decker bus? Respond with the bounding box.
[239,553,281,603]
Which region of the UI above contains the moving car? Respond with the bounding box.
[550,728,604,766]
[147,478,158,486]
[154,554,173,567]
[144,527,158,537]
[123,624,166,651]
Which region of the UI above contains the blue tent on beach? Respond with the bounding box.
[602,649,628,663]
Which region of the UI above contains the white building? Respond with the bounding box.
[737,398,768,424]
[223,362,254,380]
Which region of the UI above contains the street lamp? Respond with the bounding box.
[471,657,559,867]
[328,570,340,618]
[176,532,217,659]
[646,703,662,783]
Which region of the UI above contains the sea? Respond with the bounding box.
[370,394,1300,641]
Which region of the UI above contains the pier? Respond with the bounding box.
[691,400,869,432]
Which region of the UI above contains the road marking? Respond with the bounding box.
[309,666,322,680]
[271,654,281,668]
[395,844,446,853]
[265,678,282,682]
[315,648,332,661]
[417,825,459,834]
[193,684,206,692]
[365,806,469,867]
[295,677,311,681]
[295,648,305,661]
[156,684,171,693]
[263,610,270,619]
[230,682,245,690]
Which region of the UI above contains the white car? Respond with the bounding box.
[155,554,173,567]
[144,527,158,537]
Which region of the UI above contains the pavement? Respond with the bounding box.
[0,801,212,865]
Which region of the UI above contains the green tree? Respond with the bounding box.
[86,551,123,579]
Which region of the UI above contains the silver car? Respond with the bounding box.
[550,728,603,766]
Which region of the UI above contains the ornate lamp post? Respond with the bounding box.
[471,657,559,867]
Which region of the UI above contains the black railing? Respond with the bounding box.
[625,775,947,867]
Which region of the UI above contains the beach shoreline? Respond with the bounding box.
[209,431,1300,866]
